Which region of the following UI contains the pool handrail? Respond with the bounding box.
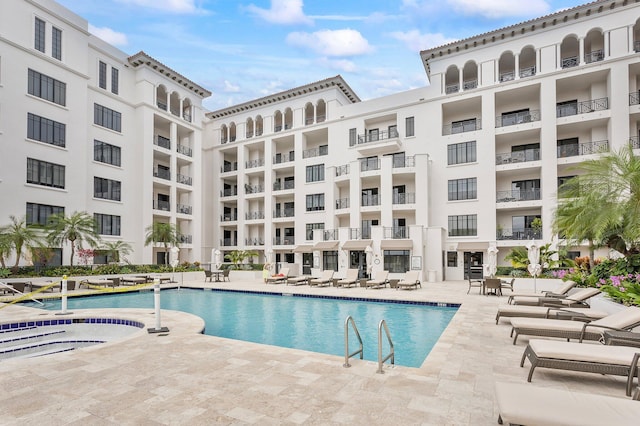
[377,319,395,373]
[343,315,363,367]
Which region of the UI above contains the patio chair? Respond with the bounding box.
[396,271,421,290]
[507,280,577,304]
[511,287,601,307]
[494,382,640,426]
[8,281,31,293]
[509,306,640,344]
[265,268,290,284]
[500,278,515,293]
[309,270,334,287]
[520,338,640,396]
[467,278,482,294]
[222,269,230,282]
[336,269,359,288]
[204,270,213,282]
[366,271,389,289]
[495,305,608,324]
[484,278,502,296]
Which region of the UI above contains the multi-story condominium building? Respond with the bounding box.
[2,0,640,282]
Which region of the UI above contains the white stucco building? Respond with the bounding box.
[1,0,640,281]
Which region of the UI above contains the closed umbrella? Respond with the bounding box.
[487,246,498,278]
[365,245,373,278]
[212,249,222,270]
[526,240,542,292]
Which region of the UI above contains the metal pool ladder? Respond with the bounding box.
[343,315,363,367]
[377,319,395,374]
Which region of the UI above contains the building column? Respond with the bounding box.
[629,25,636,54]
[459,68,463,91]
[514,53,520,79]
[556,43,561,70]
[579,37,585,65]
[604,31,610,58]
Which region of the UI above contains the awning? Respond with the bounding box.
[380,239,413,249]
[292,245,314,253]
[313,241,339,250]
[455,241,490,250]
[341,239,373,250]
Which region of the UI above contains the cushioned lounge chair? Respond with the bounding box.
[495,304,608,324]
[521,339,640,396]
[265,268,289,284]
[396,271,421,290]
[365,271,389,289]
[509,306,640,344]
[511,287,601,307]
[309,270,334,287]
[286,275,310,285]
[507,280,577,304]
[336,269,359,288]
[495,382,640,426]
[500,277,515,293]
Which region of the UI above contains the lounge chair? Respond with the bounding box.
[365,271,389,289]
[396,271,421,290]
[121,276,147,284]
[521,338,640,396]
[509,306,640,344]
[507,280,577,304]
[286,275,311,286]
[467,277,482,294]
[494,382,640,426]
[336,269,359,288]
[495,305,609,324]
[265,268,290,284]
[500,277,515,293]
[309,270,334,287]
[511,287,601,307]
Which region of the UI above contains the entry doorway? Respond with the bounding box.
[302,253,313,275]
[349,250,368,278]
[463,251,483,279]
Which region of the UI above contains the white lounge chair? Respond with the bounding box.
[336,269,359,288]
[365,271,389,289]
[495,305,608,324]
[265,267,289,284]
[507,280,577,304]
[511,287,600,307]
[396,271,421,290]
[309,270,334,287]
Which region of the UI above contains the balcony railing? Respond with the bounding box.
[220,188,238,197]
[170,108,180,117]
[557,140,609,158]
[445,83,459,94]
[245,158,265,169]
[349,228,362,240]
[177,144,192,157]
[361,195,380,207]
[556,97,608,117]
[220,238,237,247]
[176,204,192,215]
[157,101,167,111]
[336,198,350,209]
[443,118,481,135]
[336,164,350,177]
[463,79,477,90]
[221,137,228,144]
[178,234,192,244]
[245,238,264,246]
[496,188,541,202]
[356,128,399,145]
[499,71,514,82]
[273,208,295,218]
[246,130,253,138]
[302,146,328,158]
[245,211,265,220]
[561,55,579,69]
[244,184,264,194]
[183,112,191,123]
[496,149,540,165]
[177,174,192,186]
[584,49,604,64]
[630,91,640,106]
[496,227,542,240]
[273,180,295,191]
[221,213,237,221]
[383,227,409,239]
[360,159,380,172]
[520,66,536,78]
[636,40,640,52]
[392,192,416,204]
[221,162,238,173]
[631,136,640,150]
[393,156,415,168]
[496,110,540,128]
[153,168,170,180]
[323,229,338,241]
[153,200,170,211]
[274,152,295,164]
[155,135,170,150]
[305,115,326,125]
[273,237,294,245]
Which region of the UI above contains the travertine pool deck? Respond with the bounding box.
[0,278,632,425]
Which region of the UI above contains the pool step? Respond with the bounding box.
[0,329,67,350]
[0,339,104,360]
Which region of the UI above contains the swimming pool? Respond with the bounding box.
[34,289,458,367]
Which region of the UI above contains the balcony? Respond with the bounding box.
[361,195,380,207]
[496,110,540,128]
[443,118,481,135]
[155,135,170,150]
[336,164,350,177]
[220,238,237,247]
[561,56,579,69]
[244,184,264,194]
[273,237,294,245]
[245,237,264,246]
[183,112,191,123]
[556,97,608,117]
[557,140,609,158]
[520,66,536,78]
[178,234,192,244]
[245,158,265,169]
[463,79,477,90]
[153,168,170,180]
[392,156,415,168]
[274,123,292,132]
[177,144,192,157]
[383,227,409,239]
[323,229,338,241]
[157,101,167,111]
[497,227,542,240]
[177,174,192,186]
[303,146,328,159]
[445,84,459,94]
[496,189,541,203]
[355,128,399,146]
[630,91,640,106]
[221,213,237,221]
[392,193,416,204]
[273,180,295,191]
[220,188,238,197]
[274,152,295,164]
[176,204,192,215]
[349,228,362,239]
[336,198,350,209]
[499,71,515,82]
[273,208,295,218]
[584,49,604,64]
[153,200,170,211]
[221,162,238,173]
[631,136,640,150]
[360,159,380,172]
[246,211,265,220]
[496,149,540,165]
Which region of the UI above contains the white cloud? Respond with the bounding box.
[223,80,241,93]
[286,29,372,57]
[245,0,313,25]
[390,30,457,52]
[317,57,357,73]
[88,24,128,46]
[446,0,550,19]
[115,0,200,14]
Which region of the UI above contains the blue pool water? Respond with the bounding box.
[33,289,458,368]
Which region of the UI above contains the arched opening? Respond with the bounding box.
[499,51,515,82]
[220,124,228,144]
[584,29,604,63]
[246,118,254,138]
[229,122,236,142]
[519,46,536,78]
[255,115,264,137]
[462,61,478,90]
[316,99,326,123]
[445,65,459,94]
[156,85,168,110]
[274,111,283,132]
[560,35,579,68]
[635,18,640,52]
[284,108,293,130]
[169,92,180,117]
[304,102,314,125]
[182,98,192,122]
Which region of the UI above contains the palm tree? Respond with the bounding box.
[553,191,600,268]
[45,211,100,266]
[0,215,41,272]
[101,240,133,264]
[225,249,259,269]
[144,222,180,265]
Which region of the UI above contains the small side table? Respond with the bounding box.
[359,278,369,288]
[602,330,640,348]
[389,279,399,289]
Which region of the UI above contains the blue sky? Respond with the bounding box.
[57,0,587,111]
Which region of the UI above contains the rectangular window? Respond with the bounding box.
[319,144,328,156]
[34,18,45,53]
[447,141,476,165]
[306,164,324,182]
[28,69,66,106]
[111,67,119,94]
[99,61,107,89]
[94,177,121,201]
[405,116,415,137]
[94,140,121,166]
[447,251,458,267]
[306,223,324,240]
[349,128,357,146]
[388,125,398,138]
[383,250,410,273]
[94,103,122,132]
[305,193,325,211]
[27,113,65,147]
[361,188,379,206]
[448,214,477,236]
[448,177,477,201]
[26,202,64,226]
[360,156,379,171]
[26,158,65,189]
[52,27,62,60]
[323,250,338,272]
[94,213,121,236]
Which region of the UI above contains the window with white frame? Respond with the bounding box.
[448,214,477,236]
[26,158,65,189]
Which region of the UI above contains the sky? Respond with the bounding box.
[57,0,588,112]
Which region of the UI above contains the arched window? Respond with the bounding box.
[304,102,314,125]
[220,124,228,144]
[462,61,477,90]
[169,92,180,117]
[445,65,459,94]
[519,46,536,78]
[246,118,254,138]
[156,85,168,110]
[584,29,604,63]
[560,35,579,68]
[274,111,283,132]
[316,99,326,123]
[255,115,264,137]
[284,108,293,130]
[498,51,515,82]
[229,122,236,142]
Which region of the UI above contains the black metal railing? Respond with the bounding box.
[361,195,380,207]
[360,159,380,172]
[383,227,408,239]
[245,211,265,220]
[635,40,640,52]
[336,198,350,209]
[302,146,328,158]
[392,156,415,168]
[153,168,170,180]
[273,152,295,164]
[176,204,192,215]
[177,144,192,157]
[520,66,536,78]
[220,238,237,247]
[463,79,477,90]
[157,101,167,110]
[496,227,542,240]
[557,140,609,158]
[323,229,338,241]
[273,180,295,191]
[496,148,540,165]
[221,162,238,173]
[221,188,238,197]
[349,228,361,240]
[177,174,192,186]
[155,135,170,150]
[496,188,541,202]
[153,200,170,211]
[496,110,540,127]
[244,184,264,194]
[245,238,264,246]
[273,237,294,245]
[336,164,350,176]
[561,55,578,69]
[556,97,608,117]
[356,128,399,145]
[179,234,192,244]
[630,91,640,106]
[584,49,604,64]
[221,213,237,221]
[499,71,514,82]
[392,192,415,204]
[443,118,481,135]
[630,136,640,150]
[245,158,265,168]
[273,208,295,218]
[445,83,459,94]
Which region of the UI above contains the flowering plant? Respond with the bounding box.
[595,274,640,306]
